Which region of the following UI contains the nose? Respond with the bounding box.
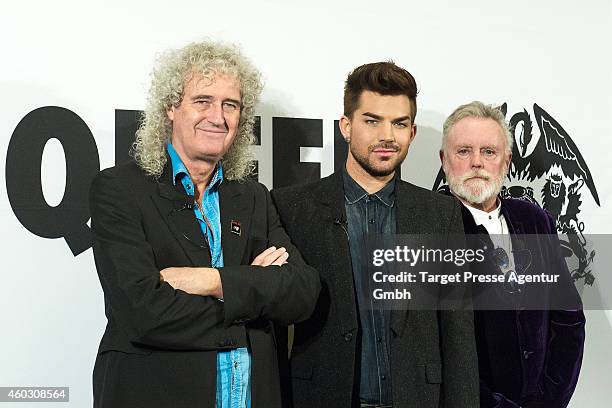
[206,102,225,126]
[379,122,395,142]
[470,151,484,169]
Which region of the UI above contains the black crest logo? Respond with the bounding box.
[433,103,600,286]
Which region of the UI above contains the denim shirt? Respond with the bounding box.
[342,166,396,405]
[167,144,251,408]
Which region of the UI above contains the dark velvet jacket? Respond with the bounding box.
[452,193,585,408]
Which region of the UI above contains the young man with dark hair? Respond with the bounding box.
[272,62,479,408]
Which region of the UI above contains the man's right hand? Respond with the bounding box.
[251,246,289,266]
[160,267,223,298]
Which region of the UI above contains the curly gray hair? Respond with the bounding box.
[132,40,263,180]
[441,101,513,154]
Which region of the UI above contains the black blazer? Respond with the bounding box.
[271,171,479,408]
[90,160,320,408]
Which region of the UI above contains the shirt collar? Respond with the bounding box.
[166,143,223,189]
[342,164,396,207]
[463,198,502,223]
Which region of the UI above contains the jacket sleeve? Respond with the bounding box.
[533,309,585,408]
[219,183,321,326]
[535,212,585,408]
[479,382,521,408]
[93,171,321,352]
[90,171,249,351]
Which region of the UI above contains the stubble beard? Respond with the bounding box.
[350,142,405,177]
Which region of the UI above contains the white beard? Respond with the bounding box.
[446,168,505,205]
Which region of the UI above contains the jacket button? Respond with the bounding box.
[344,332,353,342]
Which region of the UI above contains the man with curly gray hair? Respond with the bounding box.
[90,40,320,408]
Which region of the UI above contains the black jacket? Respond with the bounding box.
[90,160,320,408]
[271,171,479,408]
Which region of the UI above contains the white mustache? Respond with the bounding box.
[460,170,492,182]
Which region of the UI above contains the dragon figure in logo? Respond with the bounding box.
[433,103,599,286]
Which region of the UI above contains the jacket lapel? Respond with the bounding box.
[219,181,252,267]
[501,198,523,234]
[390,181,419,338]
[150,164,212,267]
[500,199,530,284]
[314,172,359,336]
[501,198,525,261]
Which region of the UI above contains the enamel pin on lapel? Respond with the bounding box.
[230,220,241,236]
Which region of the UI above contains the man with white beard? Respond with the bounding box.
[439,101,585,408]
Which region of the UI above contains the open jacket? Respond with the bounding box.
[90,160,320,408]
[450,192,586,408]
[272,171,479,408]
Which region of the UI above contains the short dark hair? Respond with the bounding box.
[343,61,418,121]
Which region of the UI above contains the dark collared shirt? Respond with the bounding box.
[342,167,396,405]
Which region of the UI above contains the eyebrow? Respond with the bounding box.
[191,95,242,106]
[191,94,213,101]
[362,112,411,122]
[392,115,412,123]
[456,145,499,150]
[224,98,242,106]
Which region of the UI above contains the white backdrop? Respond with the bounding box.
[1,0,611,406]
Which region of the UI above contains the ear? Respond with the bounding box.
[439,149,445,164]
[339,115,351,140]
[166,106,175,122]
[410,124,417,143]
[505,151,512,168]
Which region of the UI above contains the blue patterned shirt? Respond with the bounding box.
[167,144,251,408]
